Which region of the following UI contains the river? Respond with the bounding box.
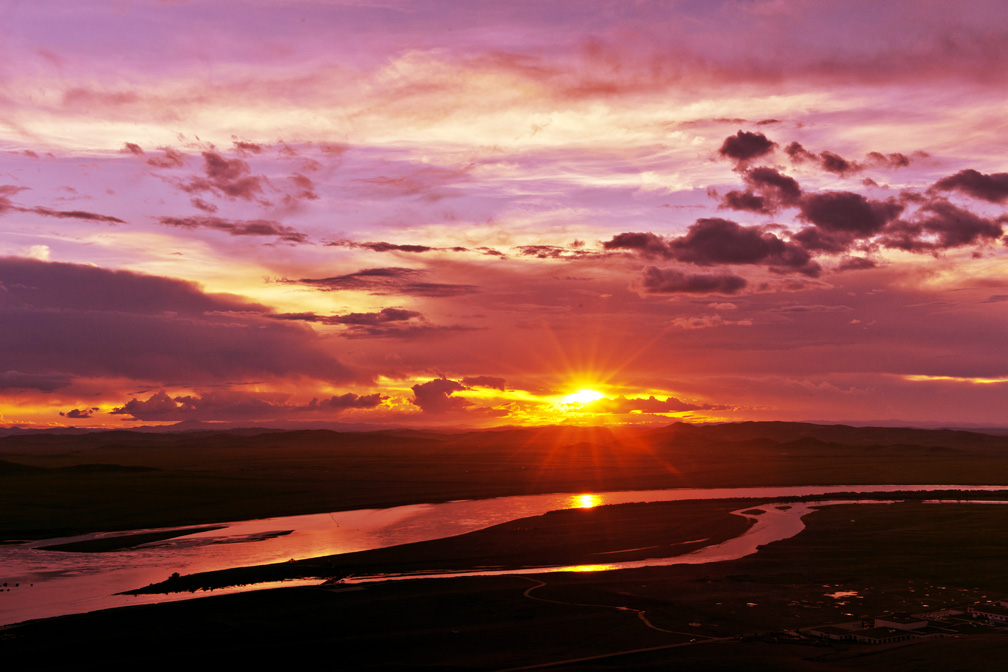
[2,484,1006,626]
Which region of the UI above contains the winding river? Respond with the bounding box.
[2,484,1006,626]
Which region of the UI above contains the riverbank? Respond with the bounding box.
[127,498,755,594]
[4,423,1007,540]
[5,498,1008,670]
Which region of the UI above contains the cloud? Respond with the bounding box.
[514,244,603,260]
[60,407,98,419]
[864,151,912,169]
[836,256,878,271]
[110,389,382,421]
[306,392,383,411]
[720,166,803,214]
[585,395,725,414]
[0,370,73,392]
[233,140,263,154]
[158,216,308,242]
[268,307,475,339]
[0,257,354,386]
[328,240,436,253]
[288,267,479,297]
[931,169,1008,203]
[178,151,264,201]
[410,377,470,413]
[798,191,904,238]
[2,205,125,224]
[353,164,471,202]
[636,266,747,295]
[879,201,1006,252]
[462,376,506,390]
[286,173,318,201]
[787,143,918,175]
[718,130,776,163]
[0,185,124,223]
[190,197,218,213]
[606,219,819,276]
[147,147,186,168]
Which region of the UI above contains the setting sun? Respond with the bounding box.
[563,389,605,404]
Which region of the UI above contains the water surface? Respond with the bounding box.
[2,484,1005,625]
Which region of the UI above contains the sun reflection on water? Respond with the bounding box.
[565,563,618,573]
[569,494,602,509]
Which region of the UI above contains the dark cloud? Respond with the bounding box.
[462,376,506,390]
[718,131,776,163]
[586,395,724,414]
[836,256,878,271]
[798,192,904,236]
[147,147,186,168]
[0,370,73,392]
[514,244,601,260]
[286,173,319,201]
[305,393,383,411]
[786,142,854,174]
[636,266,748,295]
[720,189,768,213]
[879,201,1006,252]
[122,142,145,157]
[190,197,218,213]
[268,307,473,339]
[669,219,814,271]
[159,216,307,243]
[787,143,917,175]
[606,219,819,276]
[410,377,470,414]
[603,232,668,256]
[110,389,380,421]
[60,407,98,419]
[720,167,803,214]
[0,258,354,385]
[21,206,125,224]
[233,140,263,154]
[289,267,479,297]
[270,307,421,325]
[0,188,124,223]
[328,240,435,253]
[110,390,184,420]
[819,151,857,175]
[931,169,1008,203]
[477,247,506,257]
[179,152,264,200]
[110,390,281,421]
[865,151,912,169]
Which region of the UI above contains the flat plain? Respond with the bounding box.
[2,422,1008,670]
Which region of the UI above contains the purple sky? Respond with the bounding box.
[1,0,1006,428]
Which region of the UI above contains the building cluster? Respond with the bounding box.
[803,600,1008,645]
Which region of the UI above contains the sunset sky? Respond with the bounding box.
[1,0,1006,429]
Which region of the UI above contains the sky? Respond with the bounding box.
[1,0,1007,429]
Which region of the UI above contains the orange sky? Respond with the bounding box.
[1,1,1006,429]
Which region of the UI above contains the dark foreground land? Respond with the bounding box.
[3,421,1008,540]
[5,499,1008,670]
[3,422,1008,669]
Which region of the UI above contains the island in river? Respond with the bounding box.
[2,421,1008,670]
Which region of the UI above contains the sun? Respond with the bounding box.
[562,388,605,404]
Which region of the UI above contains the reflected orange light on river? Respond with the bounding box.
[569,494,602,509]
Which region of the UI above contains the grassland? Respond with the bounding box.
[2,422,1008,669]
